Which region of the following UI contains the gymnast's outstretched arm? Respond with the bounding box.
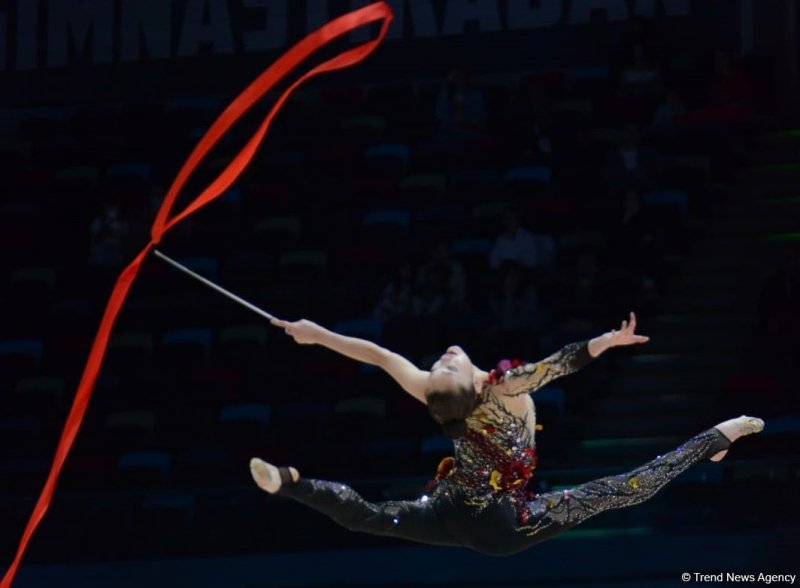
[497,312,650,398]
[270,318,430,404]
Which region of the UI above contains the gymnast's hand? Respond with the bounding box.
[270,318,323,345]
[608,311,650,347]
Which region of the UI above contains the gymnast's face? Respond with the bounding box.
[426,346,476,395]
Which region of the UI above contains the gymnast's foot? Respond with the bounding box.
[710,415,765,462]
[250,458,299,493]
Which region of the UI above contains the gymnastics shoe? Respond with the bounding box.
[250,458,299,493]
[710,415,765,462]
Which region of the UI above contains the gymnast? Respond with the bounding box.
[251,311,764,556]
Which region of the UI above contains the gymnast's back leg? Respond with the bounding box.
[516,416,764,542]
[249,458,460,548]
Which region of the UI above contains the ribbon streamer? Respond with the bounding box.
[0,3,393,586]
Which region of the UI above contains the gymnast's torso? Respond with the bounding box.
[427,383,540,514]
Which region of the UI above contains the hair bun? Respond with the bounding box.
[441,419,468,440]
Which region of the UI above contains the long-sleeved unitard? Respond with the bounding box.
[275,340,732,556]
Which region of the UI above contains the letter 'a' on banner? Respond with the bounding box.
[0,3,393,587]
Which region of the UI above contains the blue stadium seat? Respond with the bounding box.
[175,447,232,486]
[162,328,212,354]
[451,237,493,256]
[105,162,152,181]
[160,328,213,368]
[0,339,44,381]
[642,189,689,218]
[219,403,272,426]
[504,165,553,185]
[0,339,44,363]
[173,256,220,282]
[365,142,411,164]
[420,434,454,455]
[217,403,272,449]
[117,450,171,488]
[362,209,410,231]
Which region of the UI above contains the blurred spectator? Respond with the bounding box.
[488,261,541,350]
[88,202,129,266]
[684,49,754,132]
[510,84,553,162]
[613,16,666,82]
[373,260,414,322]
[415,239,467,312]
[433,67,487,150]
[547,249,614,340]
[756,243,800,356]
[619,43,662,99]
[603,123,667,195]
[708,49,753,115]
[741,243,800,407]
[490,208,556,275]
[608,189,668,295]
[645,89,686,142]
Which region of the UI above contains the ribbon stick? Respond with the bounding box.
[154,249,278,321]
[0,3,393,586]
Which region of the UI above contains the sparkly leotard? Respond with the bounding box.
[426,341,594,526]
[275,340,734,556]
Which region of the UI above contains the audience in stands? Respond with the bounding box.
[547,248,616,343]
[752,243,800,376]
[608,188,668,297]
[432,66,487,152]
[603,123,667,195]
[488,261,542,353]
[88,202,129,267]
[618,42,662,100]
[373,260,414,322]
[489,208,556,277]
[509,83,554,163]
[645,89,687,143]
[415,238,467,312]
[708,49,754,116]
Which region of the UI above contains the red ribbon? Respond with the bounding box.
[1,3,393,586]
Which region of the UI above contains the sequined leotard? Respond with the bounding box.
[275,340,733,556]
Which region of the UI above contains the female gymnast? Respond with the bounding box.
[250,311,764,556]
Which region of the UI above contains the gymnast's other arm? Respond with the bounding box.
[270,318,429,404]
[498,311,650,398]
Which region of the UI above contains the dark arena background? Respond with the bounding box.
[1,1,799,587]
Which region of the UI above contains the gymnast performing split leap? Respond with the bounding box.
[251,312,764,556]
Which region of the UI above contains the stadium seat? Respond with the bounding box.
[642,189,689,218]
[117,450,171,488]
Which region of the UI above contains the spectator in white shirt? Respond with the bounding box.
[490,208,555,273]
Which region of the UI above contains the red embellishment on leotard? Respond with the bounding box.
[486,358,524,385]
